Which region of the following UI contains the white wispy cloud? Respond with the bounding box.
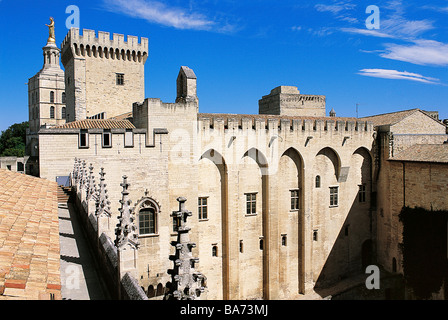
[314,1,358,24]
[102,0,218,31]
[380,40,448,67]
[340,1,435,40]
[358,69,440,84]
[315,2,356,14]
[341,28,397,39]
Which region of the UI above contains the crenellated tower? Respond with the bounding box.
[60,28,149,122]
[259,86,326,117]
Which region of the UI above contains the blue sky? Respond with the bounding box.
[1,0,448,132]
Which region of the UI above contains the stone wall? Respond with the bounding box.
[38,99,376,299]
[61,28,148,121]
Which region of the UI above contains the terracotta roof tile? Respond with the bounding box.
[359,109,419,127]
[53,119,135,129]
[390,144,448,163]
[0,169,61,300]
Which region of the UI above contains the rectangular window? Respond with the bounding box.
[116,73,125,86]
[290,189,300,210]
[359,184,366,203]
[330,186,339,207]
[102,130,112,148]
[139,209,156,235]
[79,129,89,148]
[246,193,257,215]
[198,197,208,220]
[124,129,134,147]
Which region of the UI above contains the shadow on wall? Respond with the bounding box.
[313,194,373,292]
[312,147,402,298]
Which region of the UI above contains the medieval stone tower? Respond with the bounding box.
[60,28,149,121]
[27,20,66,176]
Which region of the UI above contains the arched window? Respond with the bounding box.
[315,175,321,188]
[50,106,55,119]
[50,91,55,103]
[135,197,160,236]
[156,284,164,296]
[62,107,66,119]
[62,92,66,104]
[147,285,155,298]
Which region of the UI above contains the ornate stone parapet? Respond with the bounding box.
[165,197,206,300]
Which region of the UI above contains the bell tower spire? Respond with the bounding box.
[42,17,61,69]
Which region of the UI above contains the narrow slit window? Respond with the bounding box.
[290,189,300,210]
[315,175,321,188]
[79,129,89,148]
[359,184,366,203]
[282,235,287,246]
[102,130,112,148]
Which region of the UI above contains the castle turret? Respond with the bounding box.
[61,28,149,121]
[259,86,326,117]
[176,66,198,103]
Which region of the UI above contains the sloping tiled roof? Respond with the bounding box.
[359,109,419,127]
[390,144,448,163]
[110,112,133,121]
[53,119,135,129]
[0,169,61,300]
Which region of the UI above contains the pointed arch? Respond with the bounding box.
[279,147,305,295]
[242,148,269,176]
[134,196,160,236]
[199,148,229,300]
[241,147,270,299]
[316,147,341,180]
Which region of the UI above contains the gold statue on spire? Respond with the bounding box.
[45,17,56,44]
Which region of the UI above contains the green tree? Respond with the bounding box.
[0,122,29,157]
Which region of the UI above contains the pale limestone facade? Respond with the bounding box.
[37,27,376,298]
[60,29,148,121]
[30,26,448,300]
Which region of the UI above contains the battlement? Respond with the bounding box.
[259,86,327,117]
[61,28,148,63]
[198,114,373,134]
